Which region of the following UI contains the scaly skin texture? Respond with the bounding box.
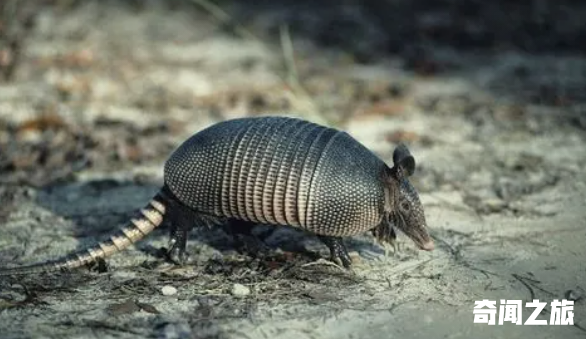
[164,117,385,236]
[0,116,433,275]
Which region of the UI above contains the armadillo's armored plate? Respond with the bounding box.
[164,116,387,236]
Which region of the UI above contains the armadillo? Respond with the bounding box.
[0,116,433,275]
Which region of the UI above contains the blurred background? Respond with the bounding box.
[0,1,585,338]
[0,0,585,186]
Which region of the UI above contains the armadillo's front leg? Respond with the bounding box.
[318,235,352,268]
[372,219,398,256]
[386,227,398,256]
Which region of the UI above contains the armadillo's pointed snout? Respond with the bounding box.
[420,239,435,251]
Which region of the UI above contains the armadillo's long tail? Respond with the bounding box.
[0,191,167,276]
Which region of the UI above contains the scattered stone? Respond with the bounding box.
[565,288,584,302]
[230,283,250,297]
[161,285,178,296]
[482,198,508,213]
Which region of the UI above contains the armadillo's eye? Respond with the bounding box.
[400,201,410,212]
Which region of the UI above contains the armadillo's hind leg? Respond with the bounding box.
[167,223,190,265]
[167,211,224,264]
[160,189,197,265]
[318,236,352,268]
[165,204,203,265]
[162,191,224,265]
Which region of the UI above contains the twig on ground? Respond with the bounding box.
[300,258,347,272]
[512,273,537,301]
[431,232,498,278]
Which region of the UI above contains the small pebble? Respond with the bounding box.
[565,288,584,302]
[483,198,507,213]
[161,285,178,296]
[231,283,250,297]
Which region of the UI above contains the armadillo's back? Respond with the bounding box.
[164,116,386,236]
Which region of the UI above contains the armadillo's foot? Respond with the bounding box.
[383,241,400,259]
[164,198,198,265]
[167,240,190,265]
[318,236,352,268]
[167,229,190,265]
[387,227,398,256]
[372,223,398,256]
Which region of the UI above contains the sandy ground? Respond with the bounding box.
[0,1,585,338]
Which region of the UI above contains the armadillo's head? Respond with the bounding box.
[380,144,434,251]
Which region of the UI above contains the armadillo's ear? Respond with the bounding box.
[392,143,416,177]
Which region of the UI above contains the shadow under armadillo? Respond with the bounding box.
[30,178,383,272]
[35,179,167,264]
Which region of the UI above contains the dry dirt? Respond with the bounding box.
[0,1,585,339]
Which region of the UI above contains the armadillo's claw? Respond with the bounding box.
[167,242,190,265]
[167,247,190,265]
[319,236,352,268]
[388,227,398,256]
[167,228,189,265]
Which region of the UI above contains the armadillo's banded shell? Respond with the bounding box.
[164,116,387,236]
